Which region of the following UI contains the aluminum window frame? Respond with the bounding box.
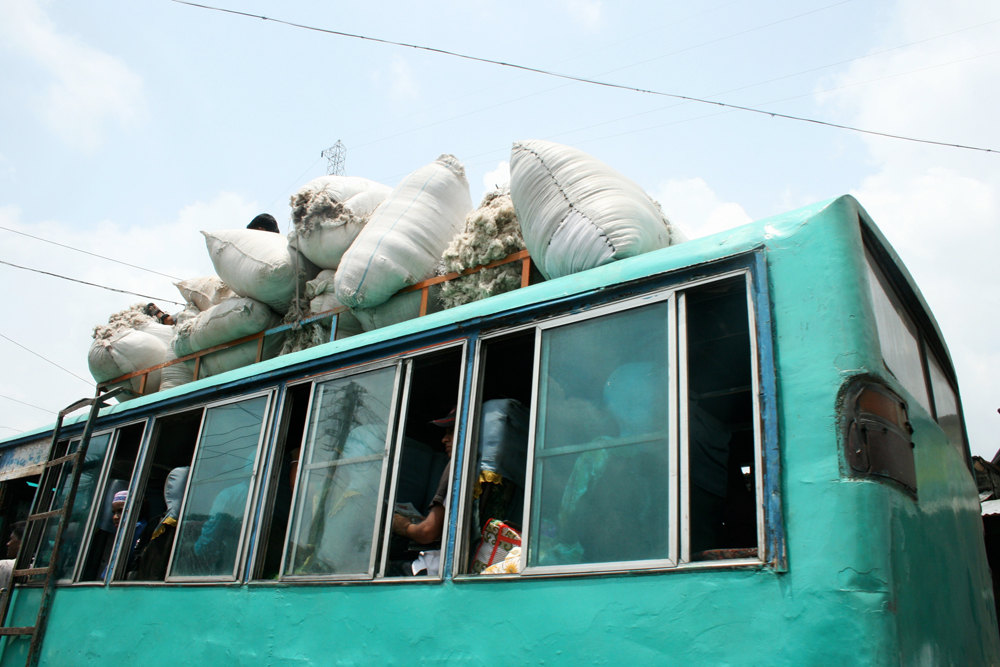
[163,389,276,584]
[70,419,148,584]
[278,359,404,582]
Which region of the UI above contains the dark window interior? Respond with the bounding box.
[80,422,146,581]
[118,409,202,580]
[685,277,758,559]
[258,383,311,580]
[383,348,463,575]
[460,331,535,573]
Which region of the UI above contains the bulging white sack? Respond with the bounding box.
[305,270,364,339]
[335,154,473,309]
[159,346,194,391]
[173,297,283,379]
[173,297,280,358]
[290,176,392,270]
[88,329,167,393]
[509,139,686,280]
[351,291,423,333]
[175,276,236,312]
[203,229,320,314]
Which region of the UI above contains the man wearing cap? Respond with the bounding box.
[390,407,455,570]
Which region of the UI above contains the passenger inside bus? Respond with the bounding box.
[130,466,189,580]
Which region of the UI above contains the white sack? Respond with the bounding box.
[335,154,473,309]
[203,229,320,314]
[138,321,175,346]
[290,176,392,270]
[173,297,282,379]
[175,276,236,312]
[173,297,280,358]
[351,291,423,332]
[160,346,194,391]
[509,140,686,280]
[305,270,364,339]
[88,329,167,393]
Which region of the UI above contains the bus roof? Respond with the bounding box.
[0,194,947,449]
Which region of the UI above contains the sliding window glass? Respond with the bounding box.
[526,295,676,573]
[283,365,399,580]
[167,393,271,582]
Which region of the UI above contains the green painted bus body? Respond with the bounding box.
[0,195,995,666]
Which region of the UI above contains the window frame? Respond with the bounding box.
[69,419,149,585]
[453,269,766,579]
[163,389,277,584]
[277,358,405,582]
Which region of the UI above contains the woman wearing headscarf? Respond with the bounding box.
[131,467,190,581]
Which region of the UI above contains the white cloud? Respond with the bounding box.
[0,192,257,436]
[821,0,1000,457]
[386,55,419,102]
[0,0,144,150]
[655,177,753,240]
[482,160,510,193]
[560,0,602,31]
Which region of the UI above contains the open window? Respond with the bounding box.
[456,272,764,577]
[115,391,274,583]
[276,343,465,582]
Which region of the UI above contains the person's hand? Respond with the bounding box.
[392,514,411,536]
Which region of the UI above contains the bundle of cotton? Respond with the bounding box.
[509,140,686,280]
[290,176,392,270]
[203,229,320,314]
[173,297,281,378]
[335,154,473,309]
[438,188,526,310]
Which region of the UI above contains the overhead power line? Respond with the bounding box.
[0,425,24,433]
[172,0,999,155]
[0,393,57,415]
[0,333,95,387]
[0,226,182,281]
[0,259,184,306]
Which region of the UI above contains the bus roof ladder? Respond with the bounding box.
[0,387,126,666]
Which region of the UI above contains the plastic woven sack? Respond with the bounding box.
[203,229,319,314]
[509,139,686,280]
[335,154,473,309]
[174,276,236,312]
[305,269,364,339]
[290,175,392,270]
[88,329,167,393]
[472,519,521,574]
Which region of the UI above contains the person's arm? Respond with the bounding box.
[392,505,445,545]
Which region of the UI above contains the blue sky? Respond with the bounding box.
[1,0,998,456]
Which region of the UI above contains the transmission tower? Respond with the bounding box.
[321,140,346,176]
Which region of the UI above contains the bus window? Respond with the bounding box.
[381,346,463,578]
[528,300,673,570]
[864,249,931,413]
[927,352,965,453]
[457,331,534,574]
[118,408,204,581]
[283,365,400,579]
[167,394,271,581]
[255,383,311,580]
[79,421,147,581]
[684,277,758,560]
[30,432,113,581]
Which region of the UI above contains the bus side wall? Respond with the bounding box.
[2,196,996,666]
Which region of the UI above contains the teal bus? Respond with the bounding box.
[0,194,994,665]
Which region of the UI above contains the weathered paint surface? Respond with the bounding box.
[2,196,997,666]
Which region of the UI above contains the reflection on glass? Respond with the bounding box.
[928,353,965,452]
[529,302,671,568]
[169,396,268,579]
[865,253,931,413]
[285,367,395,577]
[35,433,113,579]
